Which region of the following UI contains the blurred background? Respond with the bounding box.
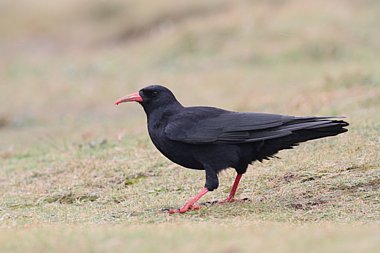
[1,0,379,151]
[1,2,380,249]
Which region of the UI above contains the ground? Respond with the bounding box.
[0,0,380,252]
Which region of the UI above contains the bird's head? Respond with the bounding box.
[115,85,180,113]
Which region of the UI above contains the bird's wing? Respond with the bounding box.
[164,107,341,144]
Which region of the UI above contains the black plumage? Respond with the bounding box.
[115,85,348,213]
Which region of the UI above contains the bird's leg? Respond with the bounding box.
[168,169,217,214]
[219,174,243,203]
[168,188,209,214]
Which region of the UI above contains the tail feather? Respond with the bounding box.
[252,119,348,162]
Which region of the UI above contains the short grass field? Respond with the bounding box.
[1,0,380,252]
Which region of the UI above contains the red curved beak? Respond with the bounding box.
[114,92,143,105]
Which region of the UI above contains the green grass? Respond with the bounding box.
[1,0,380,252]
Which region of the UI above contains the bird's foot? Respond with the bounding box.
[162,198,250,213]
[217,197,250,204]
[164,187,209,214]
[166,204,201,214]
[218,198,236,204]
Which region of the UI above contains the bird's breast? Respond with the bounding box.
[147,124,203,170]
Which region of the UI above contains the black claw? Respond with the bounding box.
[161,208,180,213]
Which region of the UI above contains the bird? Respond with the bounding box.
[115,85,348,214]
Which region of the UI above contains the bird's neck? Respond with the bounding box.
[144,100,183,123]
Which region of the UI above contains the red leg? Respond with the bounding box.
[220,174,243,203]
[168,188,209,214]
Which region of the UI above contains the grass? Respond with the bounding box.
[1,0,380,252]
[1,223,380,253]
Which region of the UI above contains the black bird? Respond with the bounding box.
[115,85,348,213]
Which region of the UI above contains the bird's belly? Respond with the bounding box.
[164,152,204,170]
[150,136,204,170]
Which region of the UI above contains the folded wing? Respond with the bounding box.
[165,107,348,144]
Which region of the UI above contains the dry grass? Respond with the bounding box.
[1,0,380,252]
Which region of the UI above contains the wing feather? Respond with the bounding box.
[164,107,346,144]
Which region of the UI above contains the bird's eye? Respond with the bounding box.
[143,90,159,98]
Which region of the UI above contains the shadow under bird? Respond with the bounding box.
[115,85,348,214]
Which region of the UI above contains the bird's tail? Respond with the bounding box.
[253,117,349,161]
[286,117,349,141]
